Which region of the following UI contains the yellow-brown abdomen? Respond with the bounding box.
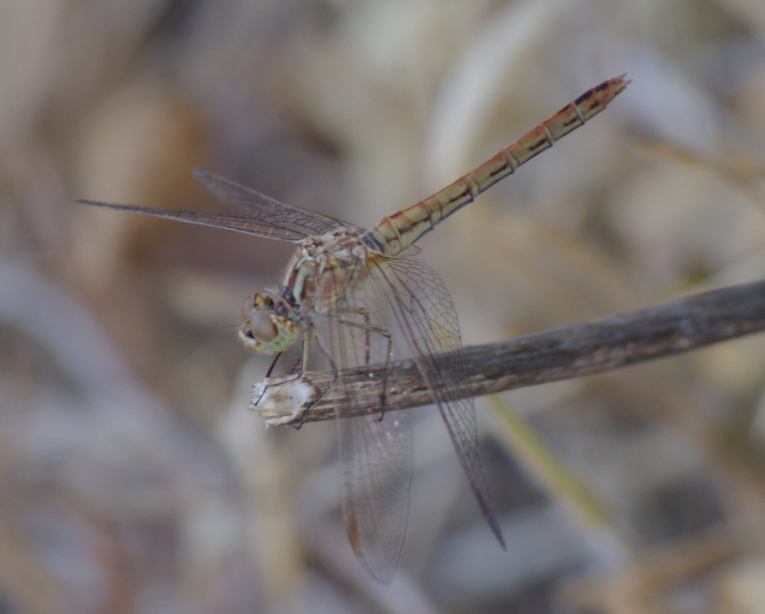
[363,75,629,256]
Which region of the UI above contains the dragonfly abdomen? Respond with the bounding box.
[363,75,629,257]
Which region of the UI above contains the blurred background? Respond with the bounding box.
[3,0,765,612]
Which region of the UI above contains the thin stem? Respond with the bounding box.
[252,279,765,425]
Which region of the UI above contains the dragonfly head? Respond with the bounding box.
[238,293,297,355]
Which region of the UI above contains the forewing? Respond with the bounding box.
[76,200,309,241]
[368,256,505,548]
[315,263,413,584]
[193,169,348,237]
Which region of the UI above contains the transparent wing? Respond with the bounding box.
[314,263,413,584]
[76,169,351,242]
[193,169,349,237]
[76,199,313,241]
[368,256,505,548]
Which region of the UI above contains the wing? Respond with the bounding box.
[193,169,349,237]
[368,256,505,549]
[76,169,350,242]
[338,398,412,584]
[76,199,313,241]
[314,264,413,584]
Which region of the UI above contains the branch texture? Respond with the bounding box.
[252,280,765,425]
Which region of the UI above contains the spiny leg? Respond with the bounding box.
[265,352,283,378]
[286,354,304,376]
[338,307,375,364]
[252,351,286,406]
[293,327,339,429]
[334,311,393,421]
[253,328,315,421]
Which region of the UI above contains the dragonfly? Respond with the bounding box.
[78,75,629,583]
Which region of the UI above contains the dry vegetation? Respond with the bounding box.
[3,0,765,612]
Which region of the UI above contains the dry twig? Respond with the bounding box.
[252,280,765,425]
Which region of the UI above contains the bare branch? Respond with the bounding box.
[252,280,765,425]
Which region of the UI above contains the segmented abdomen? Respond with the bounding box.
[363,75,629,257]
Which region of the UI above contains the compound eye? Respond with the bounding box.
[241,293,274,318]
[240,295,256,322]
[247,309,278,342]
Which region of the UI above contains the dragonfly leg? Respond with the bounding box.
[286,354,304,375]
[265,352,283,378]
[337,307,375,364]
[252,352,284,406]
[253,330,316,425]
[334,311,393,420]
[293,328,338,429]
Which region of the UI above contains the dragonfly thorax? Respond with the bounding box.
[238,292,299,355]
[284,227,373,316]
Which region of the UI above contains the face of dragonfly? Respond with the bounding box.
[238,292,298,355]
